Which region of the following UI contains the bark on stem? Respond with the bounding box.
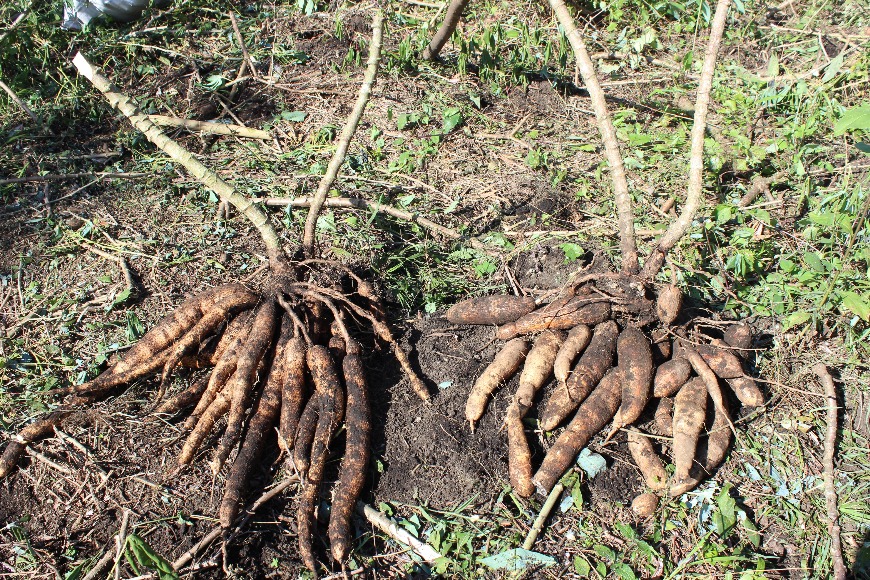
[302,11,384,258]
[72,53,283,262]
[640,0,731,280]
[546,0,638,275]
[813,363,847,580]
[422,0,471,60]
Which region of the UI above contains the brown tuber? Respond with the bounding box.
[672,377,707,486]
[608,327,654,437]
[465,338,530,430]
[627,430,668,492]
[533,367,622,495]
[446,295,536,325]
[496,298,611,340]
[631,492,659,517]
[653,358,692,398]
[655,284,683,325]
[539,320,618,431]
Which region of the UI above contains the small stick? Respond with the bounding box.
[81,542,117,580]
[546,0,638,275]
[422,0,471,60]
[813,363,847,580]
[0,172,147,185]
[173,476,299,571]
[72,53,284,266]
[113,509,131,580]
[359,502,443,563]
[640,0,731,280]
[25,447,72,474]
[263,196,490,251]
[229,12,257,80]
[522,482,564,550]
[147,115,270,139]
[302,10,384,257]
[0,78,41,126]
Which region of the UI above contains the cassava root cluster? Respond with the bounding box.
[0,261,427,575]
[449,275,763,509]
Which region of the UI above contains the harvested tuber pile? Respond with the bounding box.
[0,20,433,576]
[451,269,766,505]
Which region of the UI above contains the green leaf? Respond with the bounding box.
[766,53,779,78]
[281,111,307,122]
[838,291,870,321]
[803,251,825,272]
[112,288,131,307]
[834,104,870,136]
[593,544,616,561]
[573,555,591,575]
[479,549,556,571]
[782,311,811,330]
[821,53,844,83]
[441,107,463,134]
[560,242,584,262]
[713,485,738,537]
[613,562,638,580]
[126,535,178,580]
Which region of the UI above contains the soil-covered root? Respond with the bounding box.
[465,338,529,430]
[696,343,744,378]
[553,324,592,384]
[671,377,707,487]
[723,322,752,353]
[212,299,278,473]
[515,330,564,411]
[328,341,371,563]
[446,295,536,325]
[152,375,210,418]
[655,284,682,325]
[51,284,258,398]
[278,336,309,452]
[496,298,612,340]
[533,367,622,495]
[631,492,659,517]
[726,376,764,407]
[654,397,674,435]
[506,402,536,497]
[653,358,691,398]
[0,395,94,478]
[184,310,255,430]
[219,315,292,528]
[627,430,668,492]
[298,345,346,573]
[608,327,654,438]
[670,379,732,497]
[539,320,619,431]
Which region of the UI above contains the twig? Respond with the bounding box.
[737,171,786,208]
[422,0,471,60]
[358,502,444,563]
[262,195,491,251]
[640,0,731,280]
[172,476,299,571]
[113,509,131,580]
[303,10,384,258]
[522,482,563,550]
[546,0,638,275]
[229,12,257,80]
[25,447,72,474]
[813,363,847,580]
[72,53,284,266]
[82,542,120,580]
[0,78,41,127]
[147,115,270,139]
[0,172,146,185]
